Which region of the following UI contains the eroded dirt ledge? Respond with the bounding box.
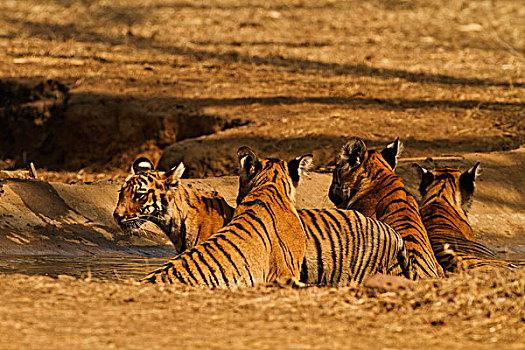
[1,147,523,256]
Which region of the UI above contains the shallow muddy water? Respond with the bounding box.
[0,253,524,282]
[0,255,173,281]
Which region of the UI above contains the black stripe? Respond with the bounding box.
[316,212,338,284]
[233,217,267,248]
[354,215,369,283]
[323,210,348,283]
[376,221,390,272]
[193,249,219,287]
[179,256,198,286]
[304,218,325,285]
[200,241,230,286]
[351,213,364,281]
[215,235,255,286]
[201,242,230,286]
[265,203,296,271]
[242,211,271,248]
[191,250,214,286]
[207,238,243,282]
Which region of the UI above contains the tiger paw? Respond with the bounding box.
[271,277,310,289]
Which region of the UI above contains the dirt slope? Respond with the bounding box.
[0,0,523,177]
[0,147,523,256]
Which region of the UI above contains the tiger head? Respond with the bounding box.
[329,137,403,208]
[236,146,314,205]
[113,157,185,233]
[413,162,480,212]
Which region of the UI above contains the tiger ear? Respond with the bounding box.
[413,163,434,194]
[381,138,403,170]
[459,162,480,211]
[132,157,154,174]
[340,137,366,169]
[237,146,260,179]
[165,162,185,188]
[459,162,480,195]
[288,154,314,185]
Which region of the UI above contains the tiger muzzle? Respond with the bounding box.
[113,214,125,227]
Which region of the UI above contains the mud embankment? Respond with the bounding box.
[0,146,524,256]
[0,78,246,172]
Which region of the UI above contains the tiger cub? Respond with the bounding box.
[414,163,518,272]
[329,137,444,279]
[116,147,311,287]
[114,157,411,286]
[114,157,234,254]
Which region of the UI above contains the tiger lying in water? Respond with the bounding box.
[114,155,411,286]
[414,163,520,273]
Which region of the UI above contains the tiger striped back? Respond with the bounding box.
[115,157,410,285]
[329,137,444,280]
[140,147,312,286]
[415,163,519,272]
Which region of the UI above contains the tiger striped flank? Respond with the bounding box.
[114,157,410,286]
[414,163,521,272]
[329,137,444,280]
[299,208,410,284]
[135,147,311,286]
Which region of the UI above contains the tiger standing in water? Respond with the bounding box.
[414,163,519,272]
[115,147,312,287]
[114,156,410,286]
[329,137,444,279]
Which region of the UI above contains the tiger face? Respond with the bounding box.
[113,157,185,232]
[329,137,402,208]
[236,146,313,205]
[414,162,480,212]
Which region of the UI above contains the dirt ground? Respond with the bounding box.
[0,270,524,350]
[0,0,524,349]
[0,0,523,178]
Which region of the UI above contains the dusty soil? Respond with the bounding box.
[0,0,524,349]
[0,270,524,350]
[0,0,523,178]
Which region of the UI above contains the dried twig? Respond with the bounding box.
[29,162,38,180]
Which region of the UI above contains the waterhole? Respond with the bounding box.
[0,253,523,282]
[0,255,172,281]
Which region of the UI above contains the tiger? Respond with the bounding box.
[114,157,411,286]
[329,137,445,280]
[298,208,411,284]
[114,157,234,254]
[414,163,520,272]
[114,147,311,287]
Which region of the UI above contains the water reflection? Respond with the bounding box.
[0,255,173,281]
